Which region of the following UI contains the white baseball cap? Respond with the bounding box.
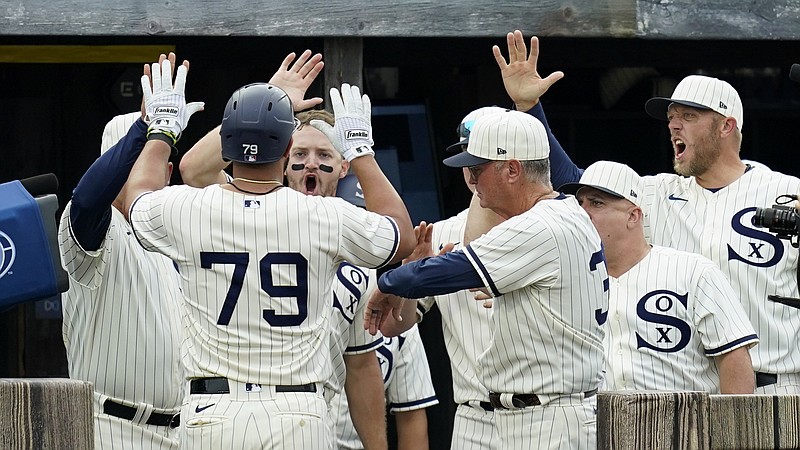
[443,110,550,168]
[445,106,510,152]
[645,75,744,130]
[100,112,141,154]
[559,160,643,208]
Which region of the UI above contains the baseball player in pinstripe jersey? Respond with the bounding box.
[125,54,413,449]
[180,53,390,447]
[561,161,759,393]
[497,30,800,394]
[367,110,608,450]
[58,91,184,447]
[334,180,438,450]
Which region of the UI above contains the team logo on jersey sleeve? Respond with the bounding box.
[635,290,691,353]
[728,207,784,268]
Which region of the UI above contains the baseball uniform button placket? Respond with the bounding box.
[190,377,318,395]
[102,399,180,428]
[488,389,598,410]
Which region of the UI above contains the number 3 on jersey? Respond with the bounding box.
[200,251,308,327]
[590,249,610,325]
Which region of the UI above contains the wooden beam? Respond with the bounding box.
[323,37,363,107]
[0,45,176,63]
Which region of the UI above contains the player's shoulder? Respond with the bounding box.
[650,245,721,276]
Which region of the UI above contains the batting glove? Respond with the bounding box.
[310,83,375,162]
[140,59,204,146]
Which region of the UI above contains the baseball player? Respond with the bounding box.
[366,110,608,450]
[560,161,759,393]
[333,178,438,450]
[125,53,413,450]
[180,55,390,446]
[498,30,800,394]
[58,58,184,448]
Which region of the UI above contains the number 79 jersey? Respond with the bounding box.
[129,185,400,386]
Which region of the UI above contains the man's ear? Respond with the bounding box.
[506,159,522,182]
[340,160,350,179]
[629,205,644,228]
[721,117,738,137]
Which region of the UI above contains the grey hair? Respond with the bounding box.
[494,159,551,187]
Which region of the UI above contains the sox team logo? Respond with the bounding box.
[0,230,16,279]
[728,207,784,268]
[332,263,368,324]
[636,289,691,353]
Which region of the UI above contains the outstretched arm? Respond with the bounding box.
[180,50,324,188]
[493,30,563,112]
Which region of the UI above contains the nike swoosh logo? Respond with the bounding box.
[668,194,688,202]
[195,404,215,413]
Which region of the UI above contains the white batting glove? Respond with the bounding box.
[140,59,204,146]
[310,83,375,162]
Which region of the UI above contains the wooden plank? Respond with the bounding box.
[637,0,800,39]
[0,45,176,63]
[597,391,710,450]
[324,37,363,106]
[0,0,636,37]
[0,378,93,449]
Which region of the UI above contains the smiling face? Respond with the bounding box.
[667,104,723,177]
[285,126,349,197]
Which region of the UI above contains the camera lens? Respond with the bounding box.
[752,206,800,236]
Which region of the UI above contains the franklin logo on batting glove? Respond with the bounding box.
[346,130,369,140]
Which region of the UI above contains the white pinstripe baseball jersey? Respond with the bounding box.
[332,324,439,449]
[328,263,383,394]
[417,208,493,404]
[129,185,399,385]
[464,195,608,395]
[603,245,759,393]
[641,169,800,375]
[58,203,185,438]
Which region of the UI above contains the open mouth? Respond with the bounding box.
[673,138,687,159]
[304,174,318,195]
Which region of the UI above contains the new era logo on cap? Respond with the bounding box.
[443,110,549,168]
[559,161,643,208]
[645,75,744,130]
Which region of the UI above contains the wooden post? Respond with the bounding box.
[323,37,363,107]
[0,378,93,450]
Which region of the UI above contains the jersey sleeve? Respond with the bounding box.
[464,214,560,297]
[693,262,759,356]
[58,201,110,289]
[336,201,400,269]
[128,188,177,255]
[339,266,384,354]
[385,326,439,413]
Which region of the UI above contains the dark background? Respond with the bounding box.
[3,36,800,449]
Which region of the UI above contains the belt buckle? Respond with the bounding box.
[169,413,180,428]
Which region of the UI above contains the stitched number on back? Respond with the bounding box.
[200,251,309,327]
[589,249,610,325]
[261,253,309,326]
[201,252,249,325]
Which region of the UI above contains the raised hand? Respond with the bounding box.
[492,30,564,112]
[268,50,324,112]
[310,83,375,162]
[140,53,204,145]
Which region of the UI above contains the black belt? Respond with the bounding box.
[190,377,317,395]
[488,388,598,410]
[458,401,494,412]
[102,399,180,428]
[756,372,778,388]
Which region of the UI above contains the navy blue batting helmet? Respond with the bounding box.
[220,83,296,164]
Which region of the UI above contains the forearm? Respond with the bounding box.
[344,352,388,450]
[463,193,504,246]
[378,251,483,299]
[123,138,172,219]
[526,103,583,189]
[350,156,414,262]
[394,409,429,450]
[180,125,230,187]
[715,347,755,394]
